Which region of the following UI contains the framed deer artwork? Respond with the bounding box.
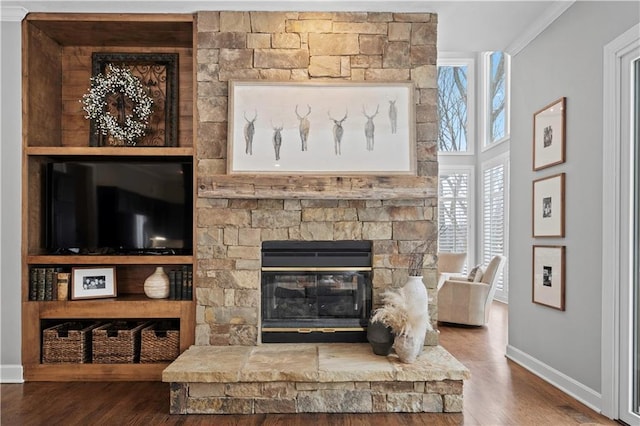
[227,81,416,175]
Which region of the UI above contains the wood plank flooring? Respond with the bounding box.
[0,302,618,425]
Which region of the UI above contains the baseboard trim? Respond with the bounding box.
[505,345,602,414]
[0,364,24,383]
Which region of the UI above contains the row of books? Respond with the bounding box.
[29,267,70,301]
[168,266,193,301]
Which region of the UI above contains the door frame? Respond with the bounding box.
[601,22,640,421]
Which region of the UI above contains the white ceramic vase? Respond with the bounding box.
[393,275,430,363]
[394,334,423,363]
[144,267,170,299]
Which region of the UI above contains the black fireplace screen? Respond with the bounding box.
[261,241,372,343]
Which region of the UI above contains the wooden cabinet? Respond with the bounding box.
[21,13,196,381]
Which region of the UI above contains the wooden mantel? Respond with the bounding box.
[198,175,436,200]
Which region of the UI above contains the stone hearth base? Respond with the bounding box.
[163,343,470,414]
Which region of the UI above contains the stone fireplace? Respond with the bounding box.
[164,11,472,415]
[194,11,439,347]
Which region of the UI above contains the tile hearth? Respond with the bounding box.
[163,343,469,414]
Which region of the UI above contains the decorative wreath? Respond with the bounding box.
[81,64,153,145]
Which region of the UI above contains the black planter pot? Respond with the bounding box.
[367,320,394,356]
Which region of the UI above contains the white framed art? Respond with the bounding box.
[532,245,566,311]
[533,97,566,171]
[71,266,117,300]
[532,173,565,237]
[227,81,416,175]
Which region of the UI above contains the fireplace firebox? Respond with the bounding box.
[261,241,372,343]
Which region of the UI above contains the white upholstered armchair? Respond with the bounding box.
[437,255,506,326]
[436,252,467,277]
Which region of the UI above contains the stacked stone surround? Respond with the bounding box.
[194,11,439,347]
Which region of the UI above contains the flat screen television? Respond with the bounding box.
[45,160,193,255]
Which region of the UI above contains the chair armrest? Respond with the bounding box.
[438,279,491,306]
[442,279,489,289]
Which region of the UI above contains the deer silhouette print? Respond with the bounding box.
[271,121,284,161]
[243,110,257,155]
[295,104,311,151]
[363,104,379,151]
[328,109,348,155]
[388,99,397,134]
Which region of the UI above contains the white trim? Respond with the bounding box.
[0,365,24,383]
[601,22,640,420]
[506,345,602,413]
[0,1,469,15]
[437,54,476,156]
[0,6,27,21]
[505,1,575,57]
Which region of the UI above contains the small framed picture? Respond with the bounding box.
[71,267,117,300]
[532,245,565,311]
[532,173,565,237]
[533,97,566,171]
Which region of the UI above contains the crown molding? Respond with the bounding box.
[0,1,434,16]
[0,6,28,22]
[505,1,575,57]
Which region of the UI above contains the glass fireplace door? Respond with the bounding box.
[261,268,372,342]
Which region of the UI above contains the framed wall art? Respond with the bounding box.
[533,97,566,171]
[532,245,566,311]
[71,267,117,300]
[532,173,565,237]
[89,52,178,147]
[227,81,416,175]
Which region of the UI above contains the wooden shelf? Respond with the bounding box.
[35,296,190,319]
[23,363,168,382]
[28,255,193,266]
[198,175,437,200]
[21,12,196,382]
[26,146,193,157]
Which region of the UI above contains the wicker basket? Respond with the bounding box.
[140,321,180,363]
[42,322,100,364]
[92,321,149,364]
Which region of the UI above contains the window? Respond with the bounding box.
[482,154,509,299]
[484,51,510,148]
[438,167,474,268]
[437,57,475,153]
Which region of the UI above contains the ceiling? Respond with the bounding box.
[1,0,571,53]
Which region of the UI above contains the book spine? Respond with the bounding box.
[181,266,188,301]
[44,267,54,301]
[29,267,38,301]
[175,269,183,301]
[36,268,46,301]
[168,269,176,300]
[187,266,193,301]
[56,272,70,301]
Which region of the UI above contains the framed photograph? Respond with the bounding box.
[227,81,416,175]
[71,267,117,300]
[90,53,178,147]
[532,245,566,310]
[533,97,566,170]
[532,173,565,237]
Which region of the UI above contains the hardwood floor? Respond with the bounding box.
[1,302,617,425]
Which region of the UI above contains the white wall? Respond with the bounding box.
[507,1,640,411]
[1,18,25,382]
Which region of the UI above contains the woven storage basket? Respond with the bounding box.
[42,322,100,363]
[140,321,180,363]
[92,321,149,364]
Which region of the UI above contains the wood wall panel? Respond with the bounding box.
[60,45,193,148]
